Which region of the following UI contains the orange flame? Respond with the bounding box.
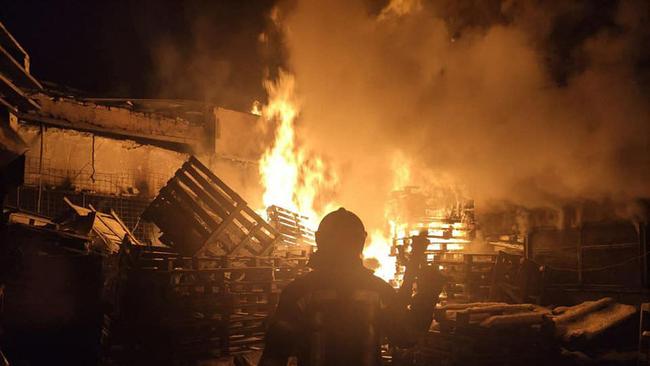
[363,230,397,281]
[258,75,465,284]
[258,71,338,230]
[360,151,413,282]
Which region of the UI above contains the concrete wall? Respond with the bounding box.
[15,105,273,209]
[18,124,186,197]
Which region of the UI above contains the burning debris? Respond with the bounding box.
[257,71,339,232]
[1,1,650,364]
[266,204,315,247]
[388,186,475,287]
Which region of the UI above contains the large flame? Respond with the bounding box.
[257,71,399,281]
[258,71,338,230]
[257,74,473,283]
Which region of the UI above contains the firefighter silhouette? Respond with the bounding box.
[260,208,444,366]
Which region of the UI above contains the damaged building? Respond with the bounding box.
[1,7,650,366]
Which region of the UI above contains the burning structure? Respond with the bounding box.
[2,0,650,364]
[386,186,475,287]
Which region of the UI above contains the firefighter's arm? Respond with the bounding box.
[383,267,445,347]
[385,236,445,345]
[259,289,301,366]
[404,235,444,332]
[409,265,445,332]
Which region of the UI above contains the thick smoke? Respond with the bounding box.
[274,0,650,228]
[145,1,276,109]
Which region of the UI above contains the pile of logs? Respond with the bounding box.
[434,302,551,331]
[419,297,639,366]
[420,302,558,366]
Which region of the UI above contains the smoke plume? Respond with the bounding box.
[272,0,650,228]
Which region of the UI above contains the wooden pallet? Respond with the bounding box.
[142,156,279,256]
[267,205,316,246]
[435,253,496,302]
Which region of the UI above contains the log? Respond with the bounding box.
[480,310,550,328]
[469,313,493,323]
[446,311,493,323]
[552,297,614,324]
[436,302,506,311]
[552,306,570,315]
[459,303,537,315]
[561,303,636,341]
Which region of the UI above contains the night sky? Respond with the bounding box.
[1,0,276,110]
[1,1,647,111]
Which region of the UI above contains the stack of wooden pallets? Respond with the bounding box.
[104,157,316,364]
[105,244,275,364]
[435,252,496,302]
[101,157,285,363]
[266,205,315,246]
[266,205,314,290]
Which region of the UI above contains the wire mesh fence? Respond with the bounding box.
[23,155,169,198]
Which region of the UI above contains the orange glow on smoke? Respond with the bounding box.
[257,74,469,283]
